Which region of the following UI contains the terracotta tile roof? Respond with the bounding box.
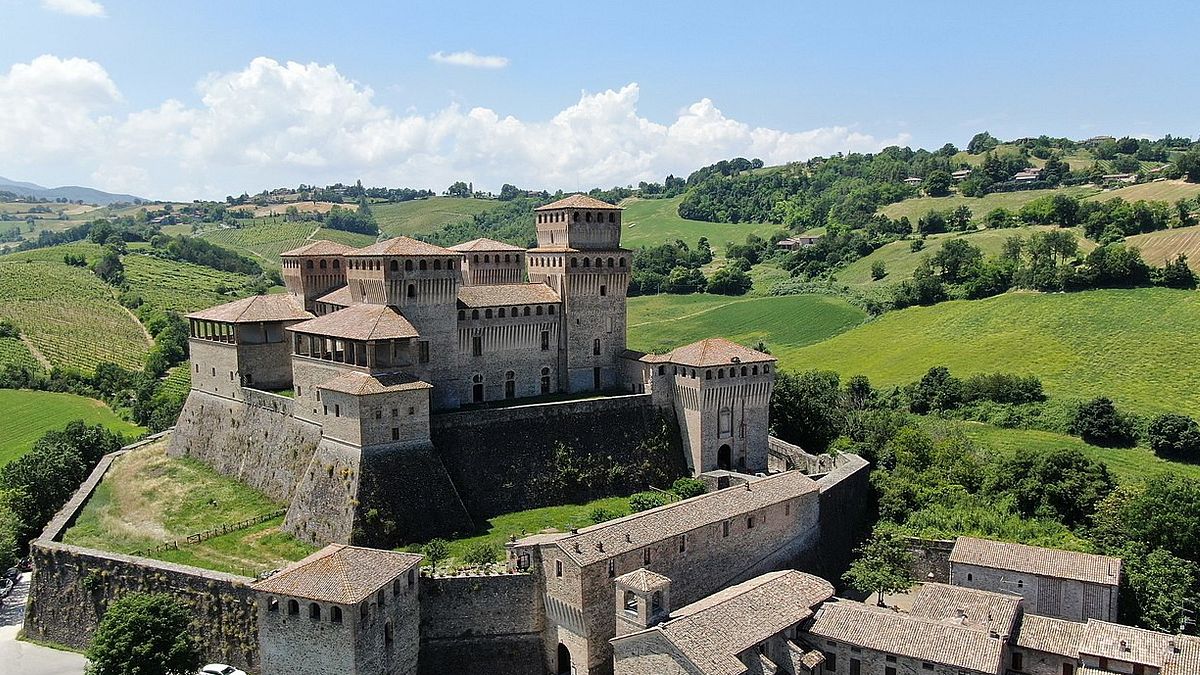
[528,245,580,253]
[1078,620,1176,668]
[548,470,818,566]
[251,544,421,604]
[1164,636,1200,675]
[449,237,526,252]
[616,568,671,593]
[1015,614,1084,657]
[950,537,1122,586]
[281,240,355,257]
[666,338,776,368]
[286,303,419,340]
[350,236,460,257]
[187,294,312,323]
[807,601,1006,674]
[534,194,621,211]
[456,283,560,308]
[646,571,833,675]
[316,370,432,396]
[909,583,1023,636]
[314,285,353,308]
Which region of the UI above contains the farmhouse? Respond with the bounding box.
[776,235,822,250]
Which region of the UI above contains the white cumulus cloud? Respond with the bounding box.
[429,51,510,69]
[0,55,910,200]
[41,0,106,17]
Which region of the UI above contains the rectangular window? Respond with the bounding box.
[922,664,934,671]
[886,655,896,663]
[722,521,730,538]
[408,406,415,415]
[607,560,615,578]
[885,668,896,675]
[678,534,686,553]
[642,548,651,565]
[418,341,430,363]
[391,428,399,441]
[1012,653,1024,670]
[825,652,836,672]
[593,338,601,355]
[555,560,563,578]
[472,335,482,357]
[334,404,340,418]
[541,330,550,351]
[374,410,381,419]
[747,516,755,529]
[849,659,860,675]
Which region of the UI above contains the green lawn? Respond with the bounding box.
[627,293,867,356]
[373,197,501,238]
[620,196,783,250]
[838,226,1094,287]
[0,389,143,467]
[879,186,1098,223]
[958,422,1200,484]
[63,440,313,576]
[788,288,1200,418]
[426,495,633,567]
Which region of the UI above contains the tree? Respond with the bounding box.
[670,478,708,500]
[1147,413,1200,460]
[967,131,1000,154]
[842,528,914,606]
[498,184,521,201]
[1071,397,1136,447]
[984,207,1015,229]
[92,246,125,286]
[86,593,201,675]
[930,239,982,283]
[629,491,671,512]
[1155,254,1198,289]
[987,447,1116,528]
[905,366,962,414]
[1115,543,1199,634]
[770,370,844,451]
[461,542,500,567]
[1176,149,1200,183]
[923,170,952,197]
[705,265,752,295]
[422,538,449,571]
[446,181,471,198]
[870,261,887,280]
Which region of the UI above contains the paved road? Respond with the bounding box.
[0,573,87,675]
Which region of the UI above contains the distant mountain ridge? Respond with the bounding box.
[0,175,147,205]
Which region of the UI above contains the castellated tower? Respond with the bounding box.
[527,195,630,392]
[343,238,463,410]
[281,241,354,311]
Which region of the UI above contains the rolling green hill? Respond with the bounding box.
[1087,179,1200,204]
[627,293,866,356]
[787,288,1200,417]
[0,389,144,467]
[879,186,1099,223]
[373,197,501,238]
[1127,223,1200,270]
[620,196,781,250]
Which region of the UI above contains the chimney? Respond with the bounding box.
[574,542,581,554]
[597,542,604,552]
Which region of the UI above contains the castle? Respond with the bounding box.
[172,194,778,545]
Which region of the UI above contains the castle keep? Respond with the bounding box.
[171,195,783,546]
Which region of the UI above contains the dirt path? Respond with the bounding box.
[18,335,51,370]
[118,303,154,346]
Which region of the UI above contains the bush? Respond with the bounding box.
[1071,397,1137,447]
[670,478,708,500]
[589,507,615,524]
[870,261,887,280]
[461,542,500,567]
[421,538,449,570]
[1147,414,1200,460]
[0,319,18,339]
[629,491,671,512]
[86,592,200,675]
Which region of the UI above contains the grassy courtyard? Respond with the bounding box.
[62,440,314,576]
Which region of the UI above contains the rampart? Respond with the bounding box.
[23,434,261,671]
[418,573,546,675]
[811,452,873,580]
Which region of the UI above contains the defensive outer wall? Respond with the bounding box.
[23,432,563,675]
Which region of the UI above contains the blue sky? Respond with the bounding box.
[2,0,1198,199]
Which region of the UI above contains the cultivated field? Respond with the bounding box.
[1127,224,1200,270]
[229,201,341,218]
[199,219,377,266]
[63,440,313,575]
[627,293,866,356]
[159,365,192,399]
[0,389,143,467]
[787,288,1200,417]
[620,196,782,250]
[837,226,1095,286]
[1087,179,1200,204]
[373,197,501,238]
[0,258,150,371]
[0,337,40,370]
[879,186,1098,223]
[123,249,258,313]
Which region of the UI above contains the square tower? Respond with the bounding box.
[528,195,630,393]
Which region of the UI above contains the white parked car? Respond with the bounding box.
[200,665,246,675]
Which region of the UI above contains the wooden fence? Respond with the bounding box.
[134,510,285,557]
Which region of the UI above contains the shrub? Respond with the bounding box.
[86,592,200,675]
[629,491,671,512]
[870,261,887,280]
[0,319,18,339]
[461,542,500,568]
[421,538,449,570]
[670,478,708,500]
[1071,397,1137,447]
[1147,413,1200,460]
[589,507,615,524]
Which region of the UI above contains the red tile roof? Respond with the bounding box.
[666,338,776,368]
[187,294,312,323]
[950,537,1122,586]
[350,236,459,257]
[286,304,419,340]
[534,194,621,211]
[449,237,526,252]
[281,240,356,257]
[457,283,561,308]
[251,544,421,604]
[317,371,432,396]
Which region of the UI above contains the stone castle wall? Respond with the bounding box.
[907,537,955,583]
[810,453,873,580]
[419,573,546,675]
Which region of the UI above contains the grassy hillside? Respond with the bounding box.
[1127,224,1200,270]
[838,226,1095,287]
[620,197,781,250]
[879,186,1098,223]
[0,256,150,371]
[788,288,1200,417]
[1087,179,1200,204]
[373,197,500,238]
[0,389,143,467]
[627,293,866,356]
[197,219,378,267]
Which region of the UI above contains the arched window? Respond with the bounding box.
[485,309,493,319]
[434,259,442,270]
[523,307,530,316]
[573,212,580,222]
[593,338,601,355]
[333,259,340,269]
[548,305,555,315]
[309,603,321,620]
[511,306,519,316]
[319,259,327,269]
[267,597,278,612]
[407,284,416,298]
[609,213,615,223]
[484,254,491,263]
[571,258,578,267]
[472,310,479,319]
[330,606,343,623]
[752,365,759,375]
[623,590,637,612]
[583,258,590,268]
[741,366,747,376]
[585,212,592,222]
[619,257,626,267]
[600,285,607,297]
[536,306,544,315]
[718,369,724,379]
[405,259,414,271]
[706,370,712,380]
[498,308,506,317]
[306,260,313,269]
[504,254,511,263]
[419,259,427,270]
[390,260,399,272]
[607,257,614,267]
[595,258,602,268]
[288,599,299,615]
[473,254,480,263]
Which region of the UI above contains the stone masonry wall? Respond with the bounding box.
[809,453,873,581]
[169,388,321,503]
[418,573,545,675]
[907,537,954,583]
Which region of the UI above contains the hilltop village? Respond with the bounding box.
[16,196,1200,675]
